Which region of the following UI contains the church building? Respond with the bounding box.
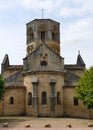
[0,18,93,118]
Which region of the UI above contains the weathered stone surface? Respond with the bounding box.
[0,18,90,119]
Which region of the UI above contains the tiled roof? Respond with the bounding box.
[77,54,85,68]
[65,71,80,82]
[5,70,23,83]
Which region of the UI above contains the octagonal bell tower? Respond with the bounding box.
[26,19,60,55]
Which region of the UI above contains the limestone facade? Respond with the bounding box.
[1,18,93,118]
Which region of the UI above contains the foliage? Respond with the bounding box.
[75,66,93,109]
[0,74,5,100]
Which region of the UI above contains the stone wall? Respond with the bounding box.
[23,44,64,72]
[3,87,26,116]
[63,87,89,118]
[24,71,64,117]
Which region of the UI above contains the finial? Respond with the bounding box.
[40,8,45,19]
[78,50,80,55]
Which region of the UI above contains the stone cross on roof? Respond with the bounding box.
[40,8,45,19]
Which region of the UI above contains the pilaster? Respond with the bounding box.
[50,78,56,117]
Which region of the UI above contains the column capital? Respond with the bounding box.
[50,77,56,86]
[31,77,38,86]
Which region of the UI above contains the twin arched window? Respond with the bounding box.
[27,24,59,43]
[42,91,61,105]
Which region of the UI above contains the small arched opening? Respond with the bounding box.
[27,27,34,43]
[57,92,61,105]
[28,92,32,105]
[42,91,47,105]
[9,97,14,105]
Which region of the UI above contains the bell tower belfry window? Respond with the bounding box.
[38,24,47,41]
[27,27,34,43]
[26,19,60,55]
[41,31,45,40]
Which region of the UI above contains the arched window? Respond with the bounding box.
[38,24,47,40]
[57,92,61,105]
[41,31,45,40]
[28,92,32,105]
[42,91,47,105]
[40,60,47,66]
[27,27,34,43]
[74,97,78,106]
[51,25,59,42]
[9,97,14,105]
[52,32,56,41]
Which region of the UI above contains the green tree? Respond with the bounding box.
[75,67,93,109]
[0,74,5,100]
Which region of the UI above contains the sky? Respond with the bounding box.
[0,0,93,73]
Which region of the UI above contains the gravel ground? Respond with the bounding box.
[1,127,93,130]
[0,116,93,130]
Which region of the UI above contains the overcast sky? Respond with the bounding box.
[0,0,93,73]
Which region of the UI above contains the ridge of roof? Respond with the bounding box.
[26,19,59,25]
